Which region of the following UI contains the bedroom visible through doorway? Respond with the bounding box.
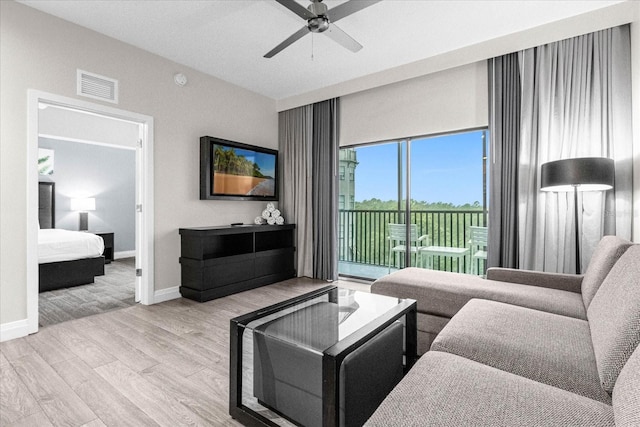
[37,117,138,326]
[27,90,155,335]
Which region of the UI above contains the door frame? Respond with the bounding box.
[26,89,155,335]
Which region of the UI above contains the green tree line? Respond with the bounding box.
[214,146,268,178]
[353,198,482,211]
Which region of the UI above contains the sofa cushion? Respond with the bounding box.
[587,245,640,394]
[431,299,610,403]
[372,268,586,320]
[613,344,640,426]
[364,351,615,427]
[581,236,633,308]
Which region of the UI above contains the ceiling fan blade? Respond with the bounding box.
[328,0,382,22]
[275,0,317,20]
[324,23,362,52]
[264,26,310,58]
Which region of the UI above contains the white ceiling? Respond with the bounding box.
[18,0,626,101]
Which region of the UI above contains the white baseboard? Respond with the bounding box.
[114,250,135,260]
[0,318,31,342]
[154,286,181,303]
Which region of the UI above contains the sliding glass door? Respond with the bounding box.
[338,141,406,278]
[338,130,488,280]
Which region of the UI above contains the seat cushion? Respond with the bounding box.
[364,351,615,427]
[581,235,633,308]
[372,268,586,320]
[613,345,640,426]
[431,299,610,403]
[587,245,640,393]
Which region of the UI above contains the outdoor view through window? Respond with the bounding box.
[339,129,488,280]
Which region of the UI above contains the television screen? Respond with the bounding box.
[200,136,278,201]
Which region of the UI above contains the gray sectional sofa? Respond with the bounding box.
[365,237,639,426]
[372,236,633,354]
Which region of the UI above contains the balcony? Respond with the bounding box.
[339,209,487,280]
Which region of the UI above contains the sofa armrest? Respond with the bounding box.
[486,267,583,294]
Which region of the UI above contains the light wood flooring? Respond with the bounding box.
[39,258,137,328]
[1,277,370,427]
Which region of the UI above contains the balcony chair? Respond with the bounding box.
[387,223,429,273]
[468,226,488,275]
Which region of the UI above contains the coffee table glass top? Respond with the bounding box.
[239,287,407,353]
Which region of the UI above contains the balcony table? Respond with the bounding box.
[420,246,470,273]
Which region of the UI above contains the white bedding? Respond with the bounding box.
[38,229,105,264]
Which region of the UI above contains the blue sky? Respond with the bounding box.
[352,130,486,206]
[227,147,276,178]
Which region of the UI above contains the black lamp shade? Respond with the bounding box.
[540,157,615,192]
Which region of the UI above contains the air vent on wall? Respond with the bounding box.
[77,69,118,103]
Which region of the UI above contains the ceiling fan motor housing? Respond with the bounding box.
[307,1,330,33]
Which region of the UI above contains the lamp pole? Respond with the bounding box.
[573,185,580,274]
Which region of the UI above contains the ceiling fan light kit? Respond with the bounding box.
[308,16,330,33]
[265,0,381,58]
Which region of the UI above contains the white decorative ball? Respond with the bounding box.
[254,216,264,225]
[272,209,281,218]
[262,209,270,219]
[267,217,276,225]
[266,202,275,212]
[275,216,284,225]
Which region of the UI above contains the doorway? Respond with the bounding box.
[26,90,154,335]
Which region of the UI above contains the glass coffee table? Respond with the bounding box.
[230,285,417,427]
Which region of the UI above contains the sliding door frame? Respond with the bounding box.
[338,127,488,279]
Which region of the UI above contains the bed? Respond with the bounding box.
[38,182,105,292]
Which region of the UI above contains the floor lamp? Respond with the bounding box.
[540,157,615,273]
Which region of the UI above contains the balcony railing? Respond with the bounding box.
[339,209,486,277]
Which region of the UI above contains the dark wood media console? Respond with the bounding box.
[179,224,296,302]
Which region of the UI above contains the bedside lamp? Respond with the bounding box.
[540,157,615,273]
[71,197,96,231]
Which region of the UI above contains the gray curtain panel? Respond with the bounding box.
[312,99,340,281]
[487,53,521,269]
[278,98,340,281]
[518,25,633,273]
[279,105,314,278]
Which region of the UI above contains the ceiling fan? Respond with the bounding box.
[264,0,381,58]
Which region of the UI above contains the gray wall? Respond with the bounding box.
[39,137,135,252]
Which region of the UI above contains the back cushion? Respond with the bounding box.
[582,236,633,309]
[613,344,640,426]
[587,245,640,393]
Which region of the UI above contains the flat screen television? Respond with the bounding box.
[200,136,279,201]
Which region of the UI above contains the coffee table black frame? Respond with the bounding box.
[229,285,417,427]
